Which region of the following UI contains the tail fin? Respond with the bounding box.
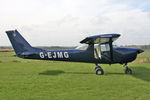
[6,30,34,55]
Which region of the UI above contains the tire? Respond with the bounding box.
[125,68,132,74]
[95,68,104,75]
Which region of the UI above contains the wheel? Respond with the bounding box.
[95,68,104,75]
[125,68,132,74]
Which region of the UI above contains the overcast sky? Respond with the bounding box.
[0,0,150,46]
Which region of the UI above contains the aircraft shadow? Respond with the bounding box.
[39,70,94,75]
[131,66,150,82]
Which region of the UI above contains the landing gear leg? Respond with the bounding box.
[95,64,104,75]
[124,63,132,74]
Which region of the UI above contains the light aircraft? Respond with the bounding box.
[6,30,144,75]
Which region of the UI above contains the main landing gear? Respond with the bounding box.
[94,63,132,75]
[95,64,104,75]
[124,63,132,74]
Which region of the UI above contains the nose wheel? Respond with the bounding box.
[95,64,104,75]
[124,64,132,74]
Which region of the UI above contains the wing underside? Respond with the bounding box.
[80,34,120,44]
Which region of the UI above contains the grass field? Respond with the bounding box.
[0,51,150,100]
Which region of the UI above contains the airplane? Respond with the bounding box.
[6,30,144,75]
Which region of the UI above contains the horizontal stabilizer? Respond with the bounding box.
[20,51,36,58]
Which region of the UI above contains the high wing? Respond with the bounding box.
[80,34,120,44]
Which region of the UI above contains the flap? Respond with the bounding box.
[80,34,120,44]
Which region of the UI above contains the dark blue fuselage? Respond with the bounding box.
[19,45,143,64]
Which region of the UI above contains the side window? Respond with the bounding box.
[76,44,88,50]
[101,44,106,52]
[101,44,110,52]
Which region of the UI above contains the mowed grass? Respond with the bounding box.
[0,52,150,100]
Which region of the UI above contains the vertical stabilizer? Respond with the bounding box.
[6,30,33,55]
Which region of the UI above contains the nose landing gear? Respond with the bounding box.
[124,64,132,74]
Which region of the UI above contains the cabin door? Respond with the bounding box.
[94,44,101,59]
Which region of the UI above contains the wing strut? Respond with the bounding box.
[109,38,113,62]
